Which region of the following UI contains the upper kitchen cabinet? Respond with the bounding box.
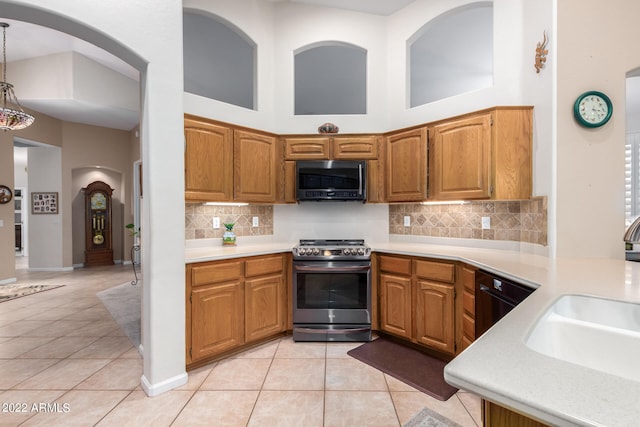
[429,107,532,201]
[385,127,428,202]
[332,135,379,160]
[184,115,279,203]
[184,115,233,202]
[234,129,279,203]
[283,137,331,160]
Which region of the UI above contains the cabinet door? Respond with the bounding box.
[429,114,491,200]
[415,280,455,354]
[460,265,476,352]
[191,281,244,361]
[379,273,412,339]
[385,128,427,202]
[234,130,278,202]
[284,137,330,160]
[184,117,233,201]
[492,108,533,200]
[332,136,379,159]
[245,273,285,343]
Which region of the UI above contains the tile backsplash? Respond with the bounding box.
[186,196,547,246]
[185,204,273,240]
[388,196,547,246]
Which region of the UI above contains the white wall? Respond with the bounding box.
[554,0,638,259]
[183,0,276,131]
[274,203,389,243]
[521,0,555,253]
[386,0,525,129]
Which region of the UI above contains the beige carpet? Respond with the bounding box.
[0,283,64,302]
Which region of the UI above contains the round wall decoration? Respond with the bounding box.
[573,91,613,128]
[0,185,12,204]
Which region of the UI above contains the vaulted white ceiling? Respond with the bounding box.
[2,2,417,131]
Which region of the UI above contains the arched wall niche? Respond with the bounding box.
[183,9,257,110]
[294,41,367,115]
[408,1,493,108]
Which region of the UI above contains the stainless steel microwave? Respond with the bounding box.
[296,160,366,201]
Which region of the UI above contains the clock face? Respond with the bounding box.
[0,185,12,204]
[91,192,107,210]
[574,91,613,127]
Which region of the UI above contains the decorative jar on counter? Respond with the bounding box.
[222,223,236,246]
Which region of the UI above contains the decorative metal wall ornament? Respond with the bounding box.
[0,23,35,131]
[535,30,549,74]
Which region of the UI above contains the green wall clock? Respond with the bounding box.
[573,90,613,128]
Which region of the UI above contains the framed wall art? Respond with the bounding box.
[32,192,59,214]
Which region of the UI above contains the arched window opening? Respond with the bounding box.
[294,42,367,115]
[409,2,493,107]
[183,11,256,110]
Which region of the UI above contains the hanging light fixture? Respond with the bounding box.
[0,22,34,131]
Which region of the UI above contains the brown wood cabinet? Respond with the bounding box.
[385,127,428,202]
[483,400,549,427]
[184,116,233,202]
[377,254,458,355]
[283,137,331,160]
[460,265,476,351]
[414,259,455,354]
[244,255,286,343]
[429,107,532,200]
[234,129,278,203]
[185,115,279,203]
[186,254,287,367]
[332,135,379,160]
[188,260,244,362]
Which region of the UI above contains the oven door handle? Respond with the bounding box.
[293,264,371,273]
[294,326,371,334]
[479,284,518,308]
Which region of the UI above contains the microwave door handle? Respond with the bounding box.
[358,163,363,196]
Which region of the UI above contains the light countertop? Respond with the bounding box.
[185,239,640,426]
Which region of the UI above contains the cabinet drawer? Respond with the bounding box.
[378,255,412,276]
[192,261,243,286]
[245,255,283,277]
[414,260,455,283]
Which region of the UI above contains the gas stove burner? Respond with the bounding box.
[293,239,371,261]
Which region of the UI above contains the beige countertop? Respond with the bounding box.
[185,239,640,426]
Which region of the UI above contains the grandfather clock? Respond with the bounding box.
[83,181,114,267]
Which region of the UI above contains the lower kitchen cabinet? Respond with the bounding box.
[460,264,476,351]
[191,281,244,361]
[186,254,287,367]
[379,273,412,339]
[377,253,459,355]
[244,255,286,343]
[415,279,454,353]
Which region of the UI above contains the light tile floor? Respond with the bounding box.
[0,258,481,426]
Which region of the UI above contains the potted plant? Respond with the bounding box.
[222,222,236,246]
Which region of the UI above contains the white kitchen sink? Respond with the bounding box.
[525,294,640,381]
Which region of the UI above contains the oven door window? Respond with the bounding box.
[296,272,368,310]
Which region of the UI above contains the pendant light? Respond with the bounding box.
[0,22,34,131]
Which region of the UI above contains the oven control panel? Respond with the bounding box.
[292,246,371,260]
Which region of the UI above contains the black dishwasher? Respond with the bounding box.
[475,270,535,337]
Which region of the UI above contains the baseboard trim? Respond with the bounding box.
[27,266,74,272]
[141,372,188,397]
[0,277,17,285]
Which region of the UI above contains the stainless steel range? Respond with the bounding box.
[292,239,372,342]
